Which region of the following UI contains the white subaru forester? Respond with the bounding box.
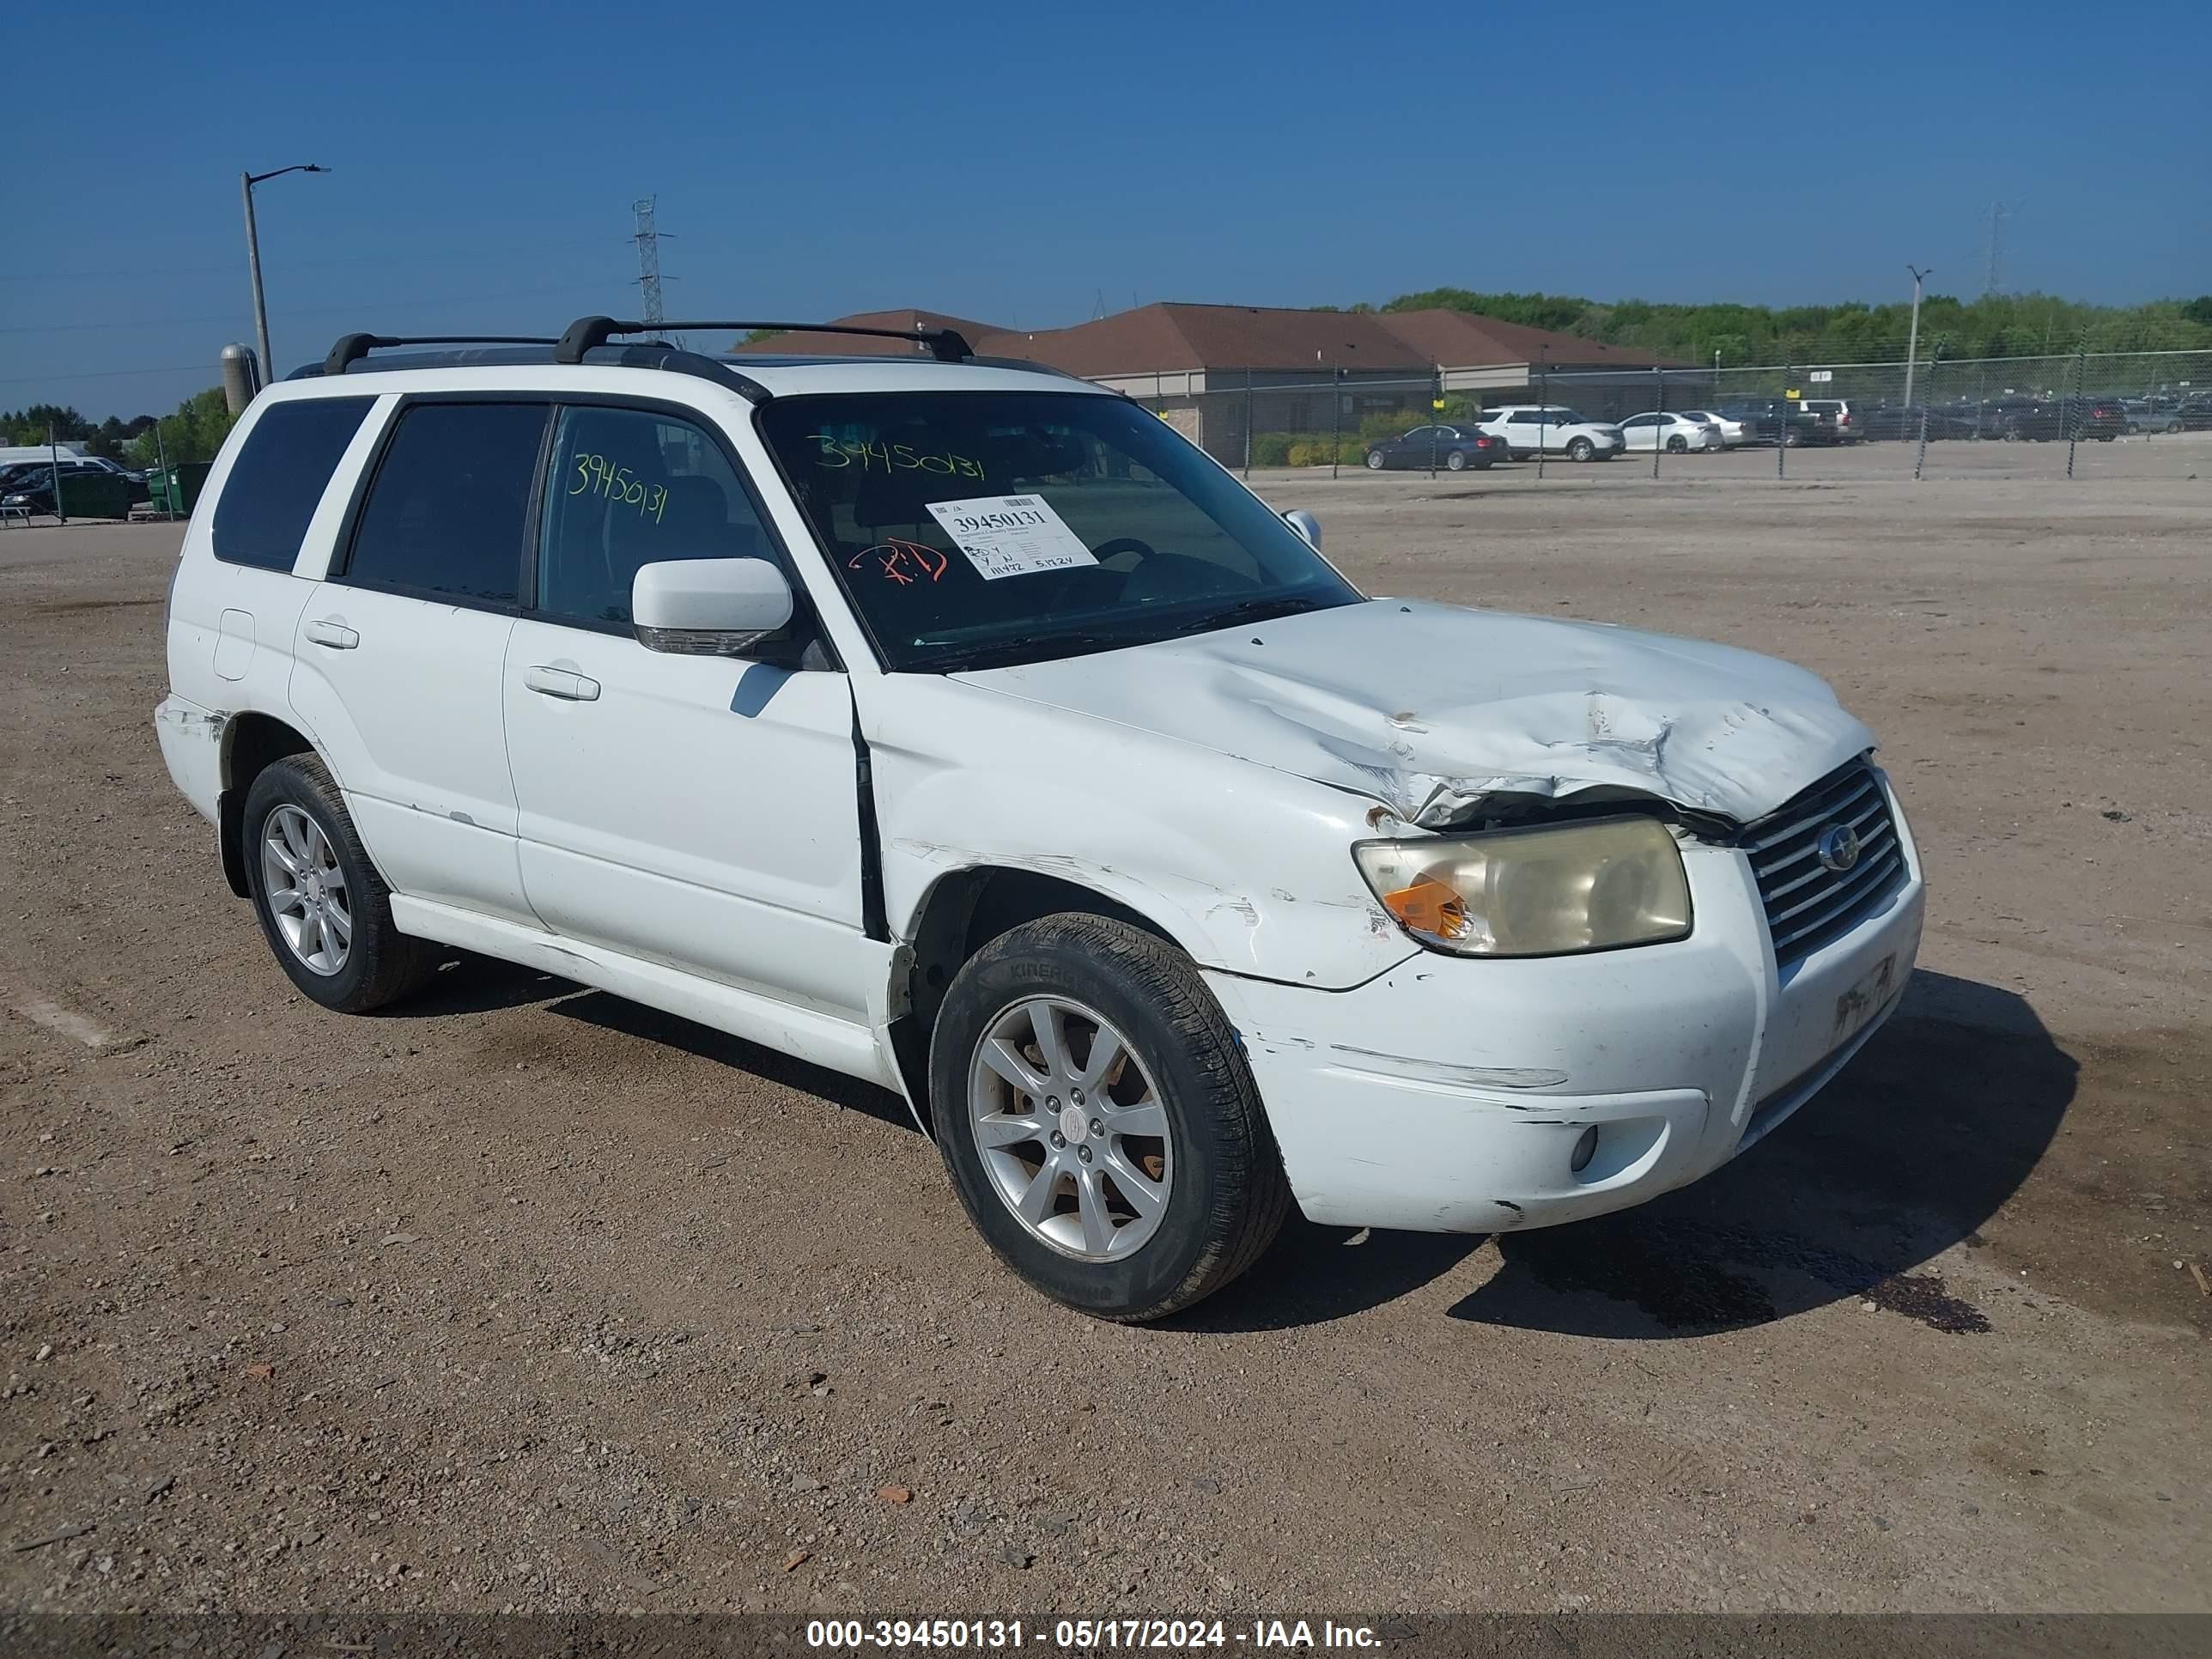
[155,317,1924,1321]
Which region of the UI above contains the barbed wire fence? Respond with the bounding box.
[1146,348,2212,485]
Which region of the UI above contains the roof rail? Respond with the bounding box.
[324,332,559,376]
[556,315,975,365]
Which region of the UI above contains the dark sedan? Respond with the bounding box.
[1364,423,1503,472]
[1967,396,2124,441]
[1861,404,1986,441]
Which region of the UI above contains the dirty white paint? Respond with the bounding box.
[963,598,1875,829]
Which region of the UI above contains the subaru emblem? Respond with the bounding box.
[1815,822,1862,873]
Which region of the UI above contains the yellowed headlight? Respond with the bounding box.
[1354,816,1692,957]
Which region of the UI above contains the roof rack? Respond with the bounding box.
[556,315,975,365]
[323,332,560,376]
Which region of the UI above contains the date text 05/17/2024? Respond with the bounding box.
[804,1619,1384,1650]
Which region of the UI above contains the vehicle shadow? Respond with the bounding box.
[400,952,580,1017]
[1445,969,2076,1339]
[1172,1220,1484,1333]
[546,988,922,1136]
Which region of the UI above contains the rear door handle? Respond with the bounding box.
[525,665,601,702]
[304,618,359,650]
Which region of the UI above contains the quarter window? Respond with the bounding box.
[343,402,546,605]
[212,396,374,572]
[537,406,775,628]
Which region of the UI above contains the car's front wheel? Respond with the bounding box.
[242,754,437,1012]
[931,915,1290,1322]
[1364,449,1385,470]
[1567,437,1595,462]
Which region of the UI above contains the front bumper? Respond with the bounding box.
[1206,775,1925,1234]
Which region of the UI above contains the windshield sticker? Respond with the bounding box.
[806,434,985,482]
[569,453,668,522]
[849,539,951,586]
[923,495,1100,581]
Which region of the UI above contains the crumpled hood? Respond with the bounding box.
[958,598,1875,828]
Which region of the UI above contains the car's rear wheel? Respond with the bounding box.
[1445,448,1467,471]
[1566,437,1595,462]
[1666,434,1688,453]
[931,914,1289,1322]
[242,755,437,1013]
[1364,449,1384,470]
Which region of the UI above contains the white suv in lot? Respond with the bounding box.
[155,317,1924,1320]
[1475,404,1626,461]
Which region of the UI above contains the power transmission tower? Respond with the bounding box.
[631,196,679,343]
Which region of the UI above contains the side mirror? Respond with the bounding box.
[1283,508,1322,551]
[632,558,793,656]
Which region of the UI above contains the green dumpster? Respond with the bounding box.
[57,472,133,520]
[148,463,213,516]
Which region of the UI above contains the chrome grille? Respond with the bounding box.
[1743,761,1906,966]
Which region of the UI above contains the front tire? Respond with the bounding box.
[930,915,1290,1322]
[1566,437,1595,462]
[242,755,437,1012]
[1364,449,1385,471]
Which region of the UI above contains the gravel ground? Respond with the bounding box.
[1,447,2206,1617]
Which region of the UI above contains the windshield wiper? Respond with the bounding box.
[908,631,1139,674]
[1175,592,1334,635]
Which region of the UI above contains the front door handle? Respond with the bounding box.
[524,665,601,702]
[304,618,359,650]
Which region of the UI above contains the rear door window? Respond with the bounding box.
[211,397,375,572]
[340,402,547,607]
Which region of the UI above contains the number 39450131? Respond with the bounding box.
[570,453,668,522]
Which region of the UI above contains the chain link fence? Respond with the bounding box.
[1130,350,2212,485]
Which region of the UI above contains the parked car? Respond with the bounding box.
[2121,396,2187,434]
[154,318,1924,1322]
[1364,423,1503,472]
[1677,408,1751,447]
[1475,405,1626,461]
[1719,399,1840,446]
[1976,396,2125,441]
[1617,411,1723,453]
[1860,404,1981,442]
[1799,399,1864,443]
[2131,394,2212,433]
[0,453,152,515]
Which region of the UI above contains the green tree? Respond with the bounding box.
[126,388,238,468]
[1,404,93,446]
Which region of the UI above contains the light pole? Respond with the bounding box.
[241,163,328,392]
[1903,264,1932,409]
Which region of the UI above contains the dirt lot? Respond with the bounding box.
[2,448,2207,1619]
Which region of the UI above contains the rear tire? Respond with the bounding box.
[1665,434,1688,453]
[1445,449,1467,472]
[242,755,437,1013]
[930,915,1290,1322]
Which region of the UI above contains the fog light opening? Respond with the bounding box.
[1570,1126,1599,1174]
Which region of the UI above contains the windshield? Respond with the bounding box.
[757,390,1363,672]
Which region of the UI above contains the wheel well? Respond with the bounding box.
[216,713,315,896]
[890,866,1177,1137]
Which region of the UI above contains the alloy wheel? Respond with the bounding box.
[260,804,351,975]
[967,995,1172,1261]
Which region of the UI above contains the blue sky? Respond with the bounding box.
[5,0,2205,417]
